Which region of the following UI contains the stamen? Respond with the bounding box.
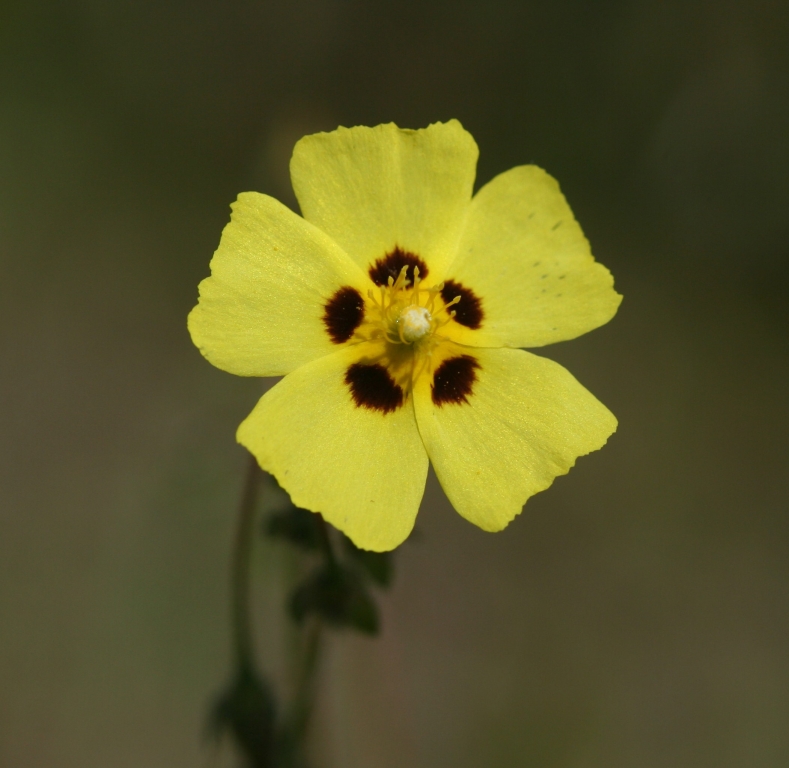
[411,266,422,301]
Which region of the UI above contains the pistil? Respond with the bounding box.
[398,305,432,343]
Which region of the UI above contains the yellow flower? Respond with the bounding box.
[188,121,621,552]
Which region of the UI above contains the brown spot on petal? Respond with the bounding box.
[369,247,428,287]
[345,363,404,414]
[323,287,365,344]
[441,280,484,329]
[431,355,480,406]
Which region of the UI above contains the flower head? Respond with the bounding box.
[188,121,621,551]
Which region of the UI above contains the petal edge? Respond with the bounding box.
[238,344,429,551]
[291,120,478,282]
[188,192,368,377]
[414,346,617,531]
[445,165,622,349]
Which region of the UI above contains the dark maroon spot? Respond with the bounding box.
[431,355,480,407]
[323,287,365,344]
[368,247,429,287]
[345,363,404,414]
[441,280,484,330]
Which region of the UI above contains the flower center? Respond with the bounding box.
[348,264,462,393]
[360,264,460,349]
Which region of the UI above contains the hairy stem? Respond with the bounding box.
[232,455,262,670]
[287,618,323,755]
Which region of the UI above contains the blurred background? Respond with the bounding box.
[2,0,788,765]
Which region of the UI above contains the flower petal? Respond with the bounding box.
[413,345,617,532]
[444,166,622,348]
[238,344,428,552]
[290,120,478,282]
[188,192,369,377]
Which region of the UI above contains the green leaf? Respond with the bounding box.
[289,564,379,635]
[342,535,393,587]
[208,664,277,767]
[265,505,322,551]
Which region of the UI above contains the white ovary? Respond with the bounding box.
[398,305,432,343]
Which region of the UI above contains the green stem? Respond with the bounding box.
[232,455,261,670]
[229,462,331,764]
[287,618,323,753]
[282,513,333,764]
